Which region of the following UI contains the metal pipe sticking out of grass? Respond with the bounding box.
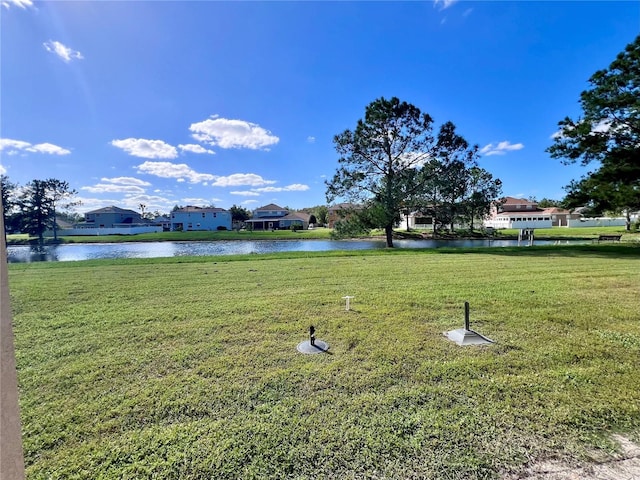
[445,301,494,346]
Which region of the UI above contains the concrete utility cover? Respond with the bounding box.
[297,340,330,354]
[445,328,494,346]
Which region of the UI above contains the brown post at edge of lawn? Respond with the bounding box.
[0,204,26,479]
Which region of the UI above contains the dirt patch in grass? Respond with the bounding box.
[505,435,640,479]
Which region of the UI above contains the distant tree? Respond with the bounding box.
[547,35,640,230]
[460,167,502,232]
[18,179,78,245]
[329,97,476,247]
[46,179,79,241]
[431,123,480,231]
[229,204,251,223]
[18,180,51,246]
[536,198,563,209]
[1,175,18,237]
[331,201,387,239]
[314,205,328,225]
[408,126,485,234]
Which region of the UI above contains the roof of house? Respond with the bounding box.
[501,197,537,206]
[86,206,139,215]
[541,207,570,214]
[282,212,310,222]
[255,203,287,211]
[496,211,549,217]
[173,206,227,213]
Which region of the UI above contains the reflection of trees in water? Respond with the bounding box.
[23,245,59,263]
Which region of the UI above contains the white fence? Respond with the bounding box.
[566,217,627,227]
[483,218,553,229]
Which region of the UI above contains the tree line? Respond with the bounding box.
[325,97,502,248]
[1,177,78,246]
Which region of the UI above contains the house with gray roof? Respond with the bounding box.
[245,204,310,230]
[84,206,142,228]
[170,206,232,231]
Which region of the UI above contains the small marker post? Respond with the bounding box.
[297,325,329,354]
[342,295,354,311]
[445,301,494,346]
[464,301,470,331]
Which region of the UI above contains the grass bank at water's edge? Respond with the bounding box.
[8,245,640,479]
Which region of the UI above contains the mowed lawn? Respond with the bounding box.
[8,246,640,479]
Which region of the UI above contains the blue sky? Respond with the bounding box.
[1,1,638,215]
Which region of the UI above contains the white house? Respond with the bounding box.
[170,206,231,231]
[483,197,578,229]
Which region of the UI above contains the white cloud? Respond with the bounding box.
[190,115,279,150]
[2,0,34,9]
[253,184,310,193]
[242,200,259,205]
[0,139,31,152]
[43,40,83,63]
[0,138,70,155]
[74,194,176,214]
[27,142,72,155]
[81,184,146,194]
[181,197,210,205]
[136,161,216,183]
[434,0,457,10]
[121,194,176,212]
[179,144,215,155]
[230,191,261,196]
[81,176,151,194]
[463,8,473,17]
[100,176,152,187]
[480,141,524,156]
[112,138,178,159]
[307,136,316,144]
[0,164,6,175]
[210,173,276,187]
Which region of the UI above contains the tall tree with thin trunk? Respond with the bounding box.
[327,97,477,247]
[18,179,78,245]
[461,167,503,232]
[46,179,79,241]
[547,35,640,230]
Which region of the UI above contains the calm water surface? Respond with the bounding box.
[7,239,586,263]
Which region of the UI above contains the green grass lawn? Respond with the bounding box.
[8,245,640,479]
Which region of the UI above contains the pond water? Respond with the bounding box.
[7,238,587,263]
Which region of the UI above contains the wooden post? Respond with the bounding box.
[1,205,26,479]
